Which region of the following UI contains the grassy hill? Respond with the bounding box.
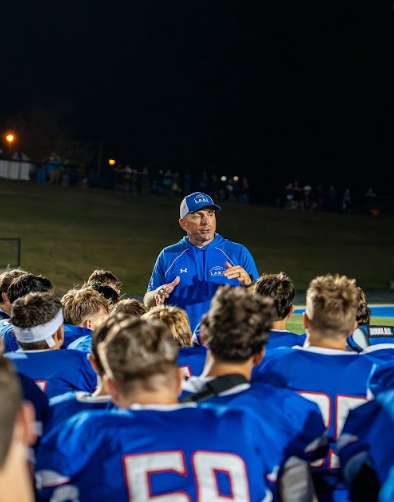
[0,178,393,297]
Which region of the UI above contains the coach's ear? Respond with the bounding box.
[179,218,187,232]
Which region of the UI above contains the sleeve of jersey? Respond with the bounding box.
[337,400,380,487]
[35,412,100,498]
[281,392,328,463]
[147,251,166,291]
[77,352,98,393]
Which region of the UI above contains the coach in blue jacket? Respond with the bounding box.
[144,192,259,333]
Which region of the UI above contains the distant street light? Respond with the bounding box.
[5,133,15,144]
[108,159,116,166]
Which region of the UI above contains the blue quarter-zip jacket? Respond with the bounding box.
[147,233,259,332]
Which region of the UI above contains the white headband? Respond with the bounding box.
[13,309,64,348]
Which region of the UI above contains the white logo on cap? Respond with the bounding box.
[194,195,210,204]
[180,268,188,273]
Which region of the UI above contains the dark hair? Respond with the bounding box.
[0,268,28,302]
[11,292,62,329]
[0,356,21,468]
[7,274,53,304]
[254,272,295,321]
[87,269,121,291]
[87,281,120,306]
[356,286,371,326]
[203,285,275,362]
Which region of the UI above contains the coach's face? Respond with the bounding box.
[179,207,217,246]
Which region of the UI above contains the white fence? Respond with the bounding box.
[0,158,33,180]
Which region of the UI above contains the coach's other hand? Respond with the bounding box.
[224,261,250,286]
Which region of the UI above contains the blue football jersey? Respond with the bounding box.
[181,377,327,466]
[18,372,50,440]
[36,404,281,502]
[254,346,376,502]
[5,349,97,398]
[337,398,381,490]
[266,329,306,350]
[45,391,112,435]
[177,345,207,378]
[341,390,394,493]
[0,308,10,321]
[367,361,394,398]
[0,318,18,352]
[67,334,92,353]
[63,325,92,349]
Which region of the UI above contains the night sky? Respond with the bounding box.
[1,1,392,201]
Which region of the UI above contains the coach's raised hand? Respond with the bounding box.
[155,276,180,305]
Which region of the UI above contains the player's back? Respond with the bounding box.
[254,346,376,502]
[0,318,18,352]
[45,390,112,435]
[63,325,92,350]
[177,345,207,378]
[5,349,97,398]
[182,376,327,465]
[266,329,306,350]
[36,404,280,502]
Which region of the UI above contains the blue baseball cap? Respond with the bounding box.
[180,192,221,219]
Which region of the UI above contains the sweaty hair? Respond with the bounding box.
[61,287,110,326]
[0,356,21,468]
[7,274,53,304]
[203,285,275,362]
[0,268,28,303]
[356,286,371,326]
[100,318,178,394]
[87,269,122,292]
[306,274,359,337]
[254,272,295,321]
[86,281,120,306]
[111,298,148,317]
[141,305,192,347]
[91,312,130,375]
[11,292,63,350]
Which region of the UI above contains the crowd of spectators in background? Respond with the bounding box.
[0,149,385,214]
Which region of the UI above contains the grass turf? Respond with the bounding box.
[286,316,394,335]
[0,178,393,298]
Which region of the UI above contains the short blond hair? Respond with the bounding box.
[306,274,359,338]
[99,317,178,395]
[142,305,192,347]
[61,287,110,326]
[111,298,148,317]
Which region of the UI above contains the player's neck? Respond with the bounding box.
[91,378,107,398]
[306,333,347,351]
[116,389,178,408]
[201,357,252,381]
[272,320,287,330]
